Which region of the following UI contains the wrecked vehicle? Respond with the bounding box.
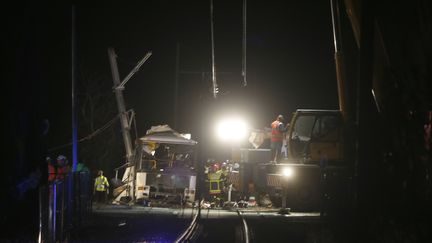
[112,125,198,206]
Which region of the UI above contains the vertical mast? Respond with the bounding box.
[330,0,347,118]
[108,48,134,161]
[242,0,247,87]
[71,6,78,172]
[210,0,218,98]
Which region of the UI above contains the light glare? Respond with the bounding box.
[282,167,294,177]
[216,118,248,142]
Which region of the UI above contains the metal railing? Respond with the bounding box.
[39,171,92,242]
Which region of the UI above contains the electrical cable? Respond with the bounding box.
[48,114,120,152]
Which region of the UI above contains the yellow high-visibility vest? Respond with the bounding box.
[208,171,222,195]
[95,176,109,192]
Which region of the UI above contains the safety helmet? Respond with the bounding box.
[56,155,68,166]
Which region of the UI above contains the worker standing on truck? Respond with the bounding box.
[94,170,110,204]
[271,114,289,163]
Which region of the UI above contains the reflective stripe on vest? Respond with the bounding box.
[208,171,222,194]
[209,180,221,194]
[271,120,283,142]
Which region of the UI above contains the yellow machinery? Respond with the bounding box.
[287,109,345,166]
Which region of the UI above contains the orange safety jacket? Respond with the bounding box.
[271,120,283,142]
[56,166,69,180]
[48,164,56,182]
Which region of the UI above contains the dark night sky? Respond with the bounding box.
[7,1,337,154]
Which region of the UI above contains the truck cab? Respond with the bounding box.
[287,109,345,166]
[264,109,351,211]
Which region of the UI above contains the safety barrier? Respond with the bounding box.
[39,171,92,242]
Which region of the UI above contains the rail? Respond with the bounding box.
[174,202,201,243]
[236,210,250,243]
[175,201,252,243]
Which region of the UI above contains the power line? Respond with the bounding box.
[48,114,120,152]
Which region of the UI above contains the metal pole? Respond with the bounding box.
[38,187,43,243]
[210,0,218,98]
[108,48,135,202]
[116,52,152,90]
[38,188,42,243]
[52,184,57,243]
[330,0,338,53]
[282,184,287,209]
[242,0,247,87]
[48,186,53,242]
[69,5,78,231]
[174,43,180,128]
[71,5,78,173]
[60,182,66,241]
[330,0,347,118]
[108,48,134,160]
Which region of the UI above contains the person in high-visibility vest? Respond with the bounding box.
[207,164,226,196]
[94,170,110,204]
[271,114,289,163]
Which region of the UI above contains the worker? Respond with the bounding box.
[221,162,229,177]
[56,155,70,180]
[76,159,90,173]
[270,114,289,163]
[207,164,224,196]
[94,170,110,204]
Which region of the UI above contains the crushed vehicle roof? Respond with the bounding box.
[139,124,198,146]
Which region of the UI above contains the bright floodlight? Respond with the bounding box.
[282,167,294,177]
[216,118,248,142]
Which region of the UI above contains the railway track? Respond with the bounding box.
[175,206,251,243]
[175,205,327,243]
